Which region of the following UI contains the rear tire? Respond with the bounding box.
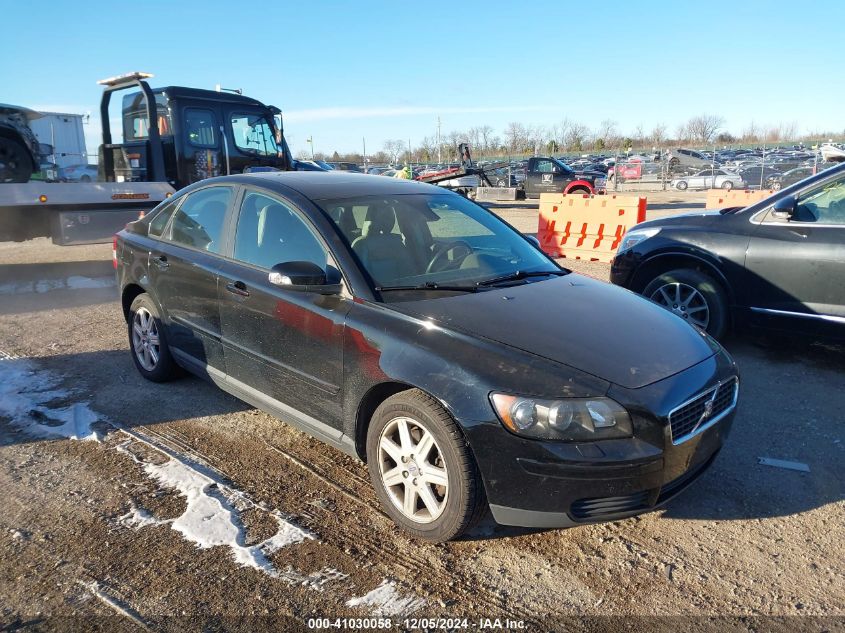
[0,138,33,183]
[366,389,486,542]
[128,293,179,382]
[643,268,729,339]
[721,180,733,190]
[675,180,688,190]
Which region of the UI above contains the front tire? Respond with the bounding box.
[366,389,486,542]
[643,268,728,338]
[721,180,733,190]
[128,293,179,382]
[675,180,688,190]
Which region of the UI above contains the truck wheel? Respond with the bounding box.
[0,138,33,183]
[643,268,728,338]
[567,186,591,196]
[128,294,180,382]
[366,389,487,542]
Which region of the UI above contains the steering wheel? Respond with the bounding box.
[426,240,473,273]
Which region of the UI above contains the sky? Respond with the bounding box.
[2,0,843,159]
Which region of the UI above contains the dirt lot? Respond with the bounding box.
[0,200,843,632]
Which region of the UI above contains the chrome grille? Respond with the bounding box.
[669,377,738,445]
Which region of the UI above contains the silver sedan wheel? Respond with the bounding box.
[132,307,161,371]
[378,416,448,524]
[650,282,710,329]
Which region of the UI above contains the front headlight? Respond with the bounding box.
[490,393,633,441]
[617,227,660,253]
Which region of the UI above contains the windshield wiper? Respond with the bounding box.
[476,270,567,287]
[376,282,478,293]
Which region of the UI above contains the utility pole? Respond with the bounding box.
[436,116,442,164]
[306,136,314,159]
[363,137,367,170]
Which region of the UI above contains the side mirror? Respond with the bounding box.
[771,195,797,220]
[268,261,340,294]
[526,235,541,248]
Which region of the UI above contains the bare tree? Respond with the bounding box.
[383,139,405,164]
[596,119,620,148]
[741,121,760,143]
[563,122,589,152]
[478,125,494,153]
[504,122,528,154]
[650,123,667,147]
[686,114,725,144]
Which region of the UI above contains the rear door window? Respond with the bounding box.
[184,108,217,148]
[166,186,233,253]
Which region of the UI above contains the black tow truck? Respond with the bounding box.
[417,146,606,199]
[0,71,296,244]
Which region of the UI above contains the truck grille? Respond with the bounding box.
[669,377,738,445]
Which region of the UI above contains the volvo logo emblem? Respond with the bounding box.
[702,399,715,419]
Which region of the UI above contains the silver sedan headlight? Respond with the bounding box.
[490,393,633,441]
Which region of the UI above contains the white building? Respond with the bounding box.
[28,112,89,168]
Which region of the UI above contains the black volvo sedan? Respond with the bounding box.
[115,172,739,541]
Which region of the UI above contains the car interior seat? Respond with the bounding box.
[351,203,416,285]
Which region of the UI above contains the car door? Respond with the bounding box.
[225,110,284,174]
[148,185,235,371]
[527,158,558,197]
[744,172,845,321]
[218,187,350,431]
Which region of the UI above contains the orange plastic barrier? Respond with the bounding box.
[705,189,777,209]
[538,194,647,262]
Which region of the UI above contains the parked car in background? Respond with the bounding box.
[59,163,98,182]
[293,160,330,171]
[665,148,715,169]
[328,162,362,172]
[738,166,783,189]
[766,166,815,190]
[116,172,739,541]
[611,162,845,339]
[671,169,745,191]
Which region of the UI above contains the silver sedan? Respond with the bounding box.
[672,169,746,191]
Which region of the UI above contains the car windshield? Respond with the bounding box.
[318,193,561,290]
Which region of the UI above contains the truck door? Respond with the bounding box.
[525,158,559,198]
[180,107,224,185]
[225,111,285,175]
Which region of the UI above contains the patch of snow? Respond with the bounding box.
[0,356,100,442]
[278,567,349,592]
[346,579,427,617]
[117,504,171,529]
[118,437,314,578]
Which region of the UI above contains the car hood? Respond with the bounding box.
[387,275,718,389]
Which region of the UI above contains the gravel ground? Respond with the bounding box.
[0,202,843,632]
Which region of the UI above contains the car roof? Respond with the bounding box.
[210,171,440,200]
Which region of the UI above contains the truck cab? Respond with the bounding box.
[524,156,607,199]
[99,73,293,189]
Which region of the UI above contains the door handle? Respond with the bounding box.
[153,255,169,270]
[225,280,250,297]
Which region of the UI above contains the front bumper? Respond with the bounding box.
[466,351,737,528]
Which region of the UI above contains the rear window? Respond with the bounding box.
[166,186,233,253]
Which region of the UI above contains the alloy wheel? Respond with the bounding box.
[377,416,448,523]
[132,307,161,371]
[649,282,710,329]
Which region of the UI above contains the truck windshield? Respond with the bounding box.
[318,193,561,291]
[230,113,278,156]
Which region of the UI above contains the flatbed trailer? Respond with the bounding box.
[0,181,174,244]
